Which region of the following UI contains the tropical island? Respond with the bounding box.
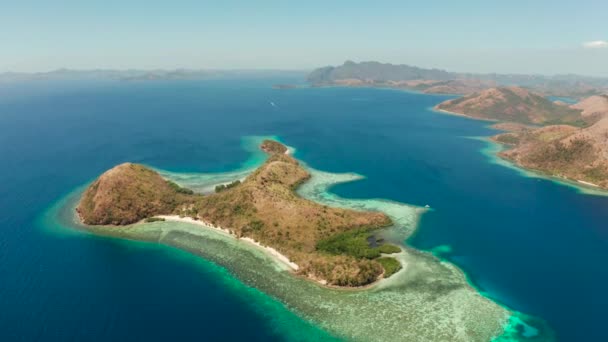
[76,140,403,287]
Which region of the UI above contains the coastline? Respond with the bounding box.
[478,137,608,196]
[156,215,300,271]
[429,104,608,195]
[432,106,498,122]
[154,215,399,290]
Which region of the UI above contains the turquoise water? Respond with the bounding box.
[1,79,606,341]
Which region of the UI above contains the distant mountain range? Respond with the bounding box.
[0,69,306,82]
[308,61,608,97]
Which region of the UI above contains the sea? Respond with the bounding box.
[0,77,606,341]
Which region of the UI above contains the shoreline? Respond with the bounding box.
[432,106,498,122]
[154,215,395,291]
[481,137,608,195]
[156,215,301,271]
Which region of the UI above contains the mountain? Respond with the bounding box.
[435,87,584,125]
[493,94,608,188]
[308,60,453,84]
[307,61,608,96]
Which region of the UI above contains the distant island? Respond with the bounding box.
[0,69,306,83]
[77,140,403,287]
[308,61,608,97]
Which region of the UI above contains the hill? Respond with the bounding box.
[493,95,608,188]
[77,140,400,287]
[436,87,584,125]
[77,163,196,225]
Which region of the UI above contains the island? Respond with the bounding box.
[76,140,403,287]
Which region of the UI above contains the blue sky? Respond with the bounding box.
[1,0,607,75]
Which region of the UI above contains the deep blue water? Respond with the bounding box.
[0,79,607,341]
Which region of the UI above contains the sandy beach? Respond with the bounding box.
[156,215,300,271]
[433,106,497,122]
[577,180,600,187]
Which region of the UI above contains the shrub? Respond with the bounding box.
[316,229,380,259]
[166,180,194,194]
[378,244,401,254]
[144,217,165,223]
[376,257,402,277]
[215,180,241,193]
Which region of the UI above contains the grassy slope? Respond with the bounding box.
[494,123,608,188]
[492,94,608,188]
[77,163,196,225]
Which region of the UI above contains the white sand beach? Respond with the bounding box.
[156,215,300,271]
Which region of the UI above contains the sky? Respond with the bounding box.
[1,0,607,76]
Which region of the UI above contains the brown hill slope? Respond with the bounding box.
[436,87,584,125]
[493,95,608,188]
[77,163,195,225]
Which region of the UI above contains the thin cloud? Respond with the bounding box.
[583,40,608,48]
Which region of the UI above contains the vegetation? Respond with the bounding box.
[524,138,596,166]
[167,180,194,194]
[317,229,382,259]
[317,230,401,258]
[494,133,521,145]
[144,217,165,223]
[378,244,402,254]
[215,180,241,193]
[376,257,402,277]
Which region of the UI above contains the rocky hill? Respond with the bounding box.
[436,87,584,125]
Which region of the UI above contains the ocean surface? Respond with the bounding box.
[0,78,607,341]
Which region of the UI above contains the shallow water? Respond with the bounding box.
[47,153,523,341]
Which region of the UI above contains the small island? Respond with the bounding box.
[77,140,403,287]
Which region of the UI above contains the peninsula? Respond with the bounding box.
[435,87,585,125]
[433,86,608,189]
[492,94,608,188]
[77,140,402,287]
